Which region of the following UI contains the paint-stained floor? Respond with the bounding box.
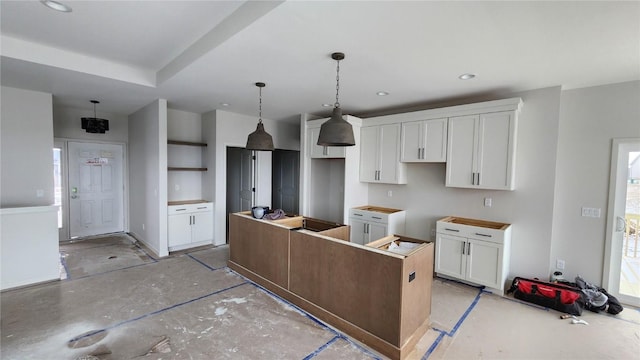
[1,234,639,360]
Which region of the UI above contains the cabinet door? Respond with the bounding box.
[446,115,478,188]
[368,222,387,243]
[423,118,447,162]
[359,126,380,182]
[349,218,368,245]
[435,233,466,279]
[466,238,502,289]
[191,211,214,243]
[400,121,423,162]
[476,111,516,190]
[168,214,192,247]
[378,124,402,183]
[309,127,345,158]
[308,128,326,158]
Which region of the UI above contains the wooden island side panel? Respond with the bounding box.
[289,231,403,346]
[228,214,289,288]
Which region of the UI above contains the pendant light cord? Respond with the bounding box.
[335,58,341,108]
[258,86,263,124]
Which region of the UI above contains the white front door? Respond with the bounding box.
[68,142,124,238]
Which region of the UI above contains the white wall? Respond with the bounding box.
[128,100,168,257]
[1,206,59,290]
[367,87,562,279]
[53,105,128,142]
[1,86,55,207]
[167,108,203,202]
[552,80,640,284]
[203,109,299,245]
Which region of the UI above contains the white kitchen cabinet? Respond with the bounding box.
[168,202,213,251]
[446,111,517,190]
[359,124,406,184]
[349,206,406,245]
[400,118,447,162]
[308,127,345,158]
[435,216,511,293]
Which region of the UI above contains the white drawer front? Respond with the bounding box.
[436,220,506,245]
[168,202,213,215]
[349,209,389,223]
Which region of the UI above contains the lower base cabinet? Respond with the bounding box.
[168,202,213,251]
[435,216,511,293]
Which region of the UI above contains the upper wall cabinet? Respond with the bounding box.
[308,127,345,158]
[400,118,447,162]
[446,111,518,190]
[360,124,407,184]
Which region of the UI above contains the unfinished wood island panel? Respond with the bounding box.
[228,212,434,360]
[228,213,290,288]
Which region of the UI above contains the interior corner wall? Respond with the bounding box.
[53,105,128,143]
[551,80,640,285]
[128,99,168,257]
[0,86,55,207]
[367,86,562,280]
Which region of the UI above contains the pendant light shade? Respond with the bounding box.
[246,82,274,151]
[317,52,355,147]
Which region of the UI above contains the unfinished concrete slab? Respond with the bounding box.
[2,235,639,360]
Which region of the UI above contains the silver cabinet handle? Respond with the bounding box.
[445,228,460,232]
[467,242,471,255]
[418,148,421,159]
[475,233,492,237]
[461,242,465,255]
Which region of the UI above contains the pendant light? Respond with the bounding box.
[317,52,355,147]
[246,82,274,151]
[81,100,109,134]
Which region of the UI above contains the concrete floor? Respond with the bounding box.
[1,234,639,360]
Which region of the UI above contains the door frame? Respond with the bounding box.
[55,138,129,241]
[603,137,640,307]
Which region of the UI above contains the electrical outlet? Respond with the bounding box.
[142,223,145,231]
[387,190,393,197]
[556,259,565,270]
[484,197,492,207]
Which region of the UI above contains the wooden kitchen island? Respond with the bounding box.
[228,212,434,360]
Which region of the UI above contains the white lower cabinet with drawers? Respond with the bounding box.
[349,206,406,245]
[168,202,213,251]
[435,216,511,293]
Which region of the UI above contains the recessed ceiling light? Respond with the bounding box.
[376,91,389,96]
[41,0,72,12]
[220,103,229,107]
[322,103,333,107]
[459,73,476,80]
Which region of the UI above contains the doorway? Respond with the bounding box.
[604,138,640,307]
[67,142,125,239]
[226,147,254,240]
[272,149,300,215]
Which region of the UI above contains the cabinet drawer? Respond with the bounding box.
[436,217,509,245]
[168,202,213,215]
[349,209,389,223]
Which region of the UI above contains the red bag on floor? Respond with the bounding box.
[507,277,584,315]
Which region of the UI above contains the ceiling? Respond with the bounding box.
[1,1,638,123]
